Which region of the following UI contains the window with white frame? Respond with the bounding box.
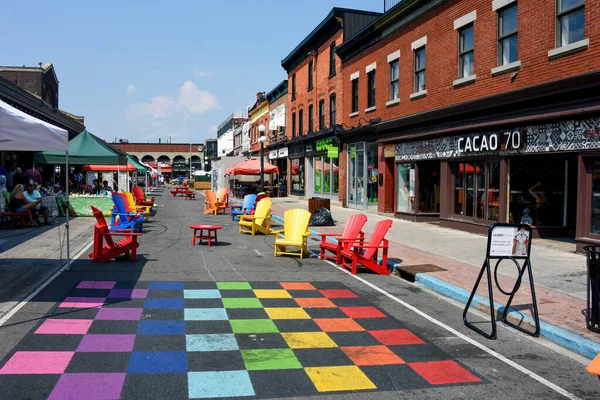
[389,60,399,101]
[557,0,585,47]
[498,4,518,66]
[458,24,474,78]
[414,47,426,92]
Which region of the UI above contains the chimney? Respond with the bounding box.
[159,138,161,144]
[256,92,263,101]
[38,62,42,68]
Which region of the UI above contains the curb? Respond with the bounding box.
[272,211,600,360]
[415,273,600,360]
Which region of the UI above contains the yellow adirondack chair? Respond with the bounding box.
[239,198,272,235]
[272,209,311,259]
[124,192,151,222]
[204,190,227,215]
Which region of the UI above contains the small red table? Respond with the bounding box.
[190,224,223,247]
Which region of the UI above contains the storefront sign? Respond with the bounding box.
[305,142,315,156]
[316,138,335,152]
[395,117,600,161]
[268,150,278,160]
[328,146,339,158]
[289,143,305,159]
[489,225,530,257]
[383,144,395,158]
[457,131,524,153]
[278,147,288,158]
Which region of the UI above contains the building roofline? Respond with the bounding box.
[266,80,288,103]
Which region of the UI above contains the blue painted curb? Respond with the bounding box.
[416,273,600,360]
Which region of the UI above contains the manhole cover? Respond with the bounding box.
[395,264,446,282]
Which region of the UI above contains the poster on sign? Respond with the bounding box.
[488,224,530,258]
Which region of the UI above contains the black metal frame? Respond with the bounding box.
[463,223,540,339]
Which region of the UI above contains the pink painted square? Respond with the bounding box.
[59,297,105,309]
[35,319,93,335]
[76,281,116,290]
[0,351,74,374]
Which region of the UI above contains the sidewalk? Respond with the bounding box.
[268,196,600,359]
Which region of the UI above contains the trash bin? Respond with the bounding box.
[584,246,600,333]
[308,197,330,216]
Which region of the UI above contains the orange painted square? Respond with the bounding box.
[318,289,358,299]
[280,282,316,291]
[409,360,480,385]
[341,345,405,366]
[294,298,337,308]
[314,318,365,332]
[369,329,426,346]
[340,306,386,319]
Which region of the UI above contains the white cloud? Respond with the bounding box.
[128,95,174,120]
[127,84,137,95]
[194,69,213,78]
[177,81,219,114]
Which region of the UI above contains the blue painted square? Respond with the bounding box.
[186,334,239,352]
[137,320,186,335]
[128,352,188,373]
[149,282,184,290]
[188,371,255,398]
[184,290,221,299]
[184,308,228,321]
[144,298,185,309]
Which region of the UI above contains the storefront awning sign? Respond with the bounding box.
[328,146,339,158]
[269,150,278,160]
[278,147,288,158]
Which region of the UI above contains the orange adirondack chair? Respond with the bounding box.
[318,214,367,264]
[89,206,141,262]
[216,188,229,207]
[133,187,154,208]
[204,190,227,215]
[338,219,393,275]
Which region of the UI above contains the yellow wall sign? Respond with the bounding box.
[251,103,269,122]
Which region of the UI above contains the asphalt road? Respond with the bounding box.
[0,187,597,400]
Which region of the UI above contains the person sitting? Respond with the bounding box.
[24,183,50,225]
[91,179,102,195]
[10,184,38,226]
[520,208,534,226]
[101,180,113,193]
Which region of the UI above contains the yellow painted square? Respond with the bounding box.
[281,332,338,349]
[305,366,376,392]
[264,308,311,320]
[253,289,292,298]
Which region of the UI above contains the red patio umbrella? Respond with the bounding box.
[226,158,279,175]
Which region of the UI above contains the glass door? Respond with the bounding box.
[347,143,366,209]
[397,163,415,212]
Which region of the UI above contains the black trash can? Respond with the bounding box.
[308,197,330,216]
[584,246,600,333]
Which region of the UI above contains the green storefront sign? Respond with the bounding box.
[316,138,338,158]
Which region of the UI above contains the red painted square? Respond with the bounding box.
[280,282,316,291]
[369,329,426,345]
[294,298,337,308]
[340,306,386,319]
[341,345,405,365]
[318,289,358,299]
[409,360,481,385]
[314,318,364,332]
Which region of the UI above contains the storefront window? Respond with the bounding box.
[418,161,440,213]
[314,155,339,195]
[591,161,600,234]
[397,163,415,213]
[453,161,499,221]
[291,158,304,195]
[314,155,323,193]
[367,143,378,203]
[509,155,566,226]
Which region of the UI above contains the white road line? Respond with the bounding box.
[0,239,94,328]
[254,249,262,256]
[317,254,580,400]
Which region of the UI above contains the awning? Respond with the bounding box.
[34,130,127,165]
[82,163,138,172]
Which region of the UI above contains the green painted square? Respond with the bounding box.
[222,298,263,309]
[241,349,302,370]
[230,319,279,334]
[217,282,252,290]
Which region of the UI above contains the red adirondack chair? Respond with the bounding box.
[338,219,393,275]
[133,187,154,207]
[318,214,367,264]
[89,206,141,262]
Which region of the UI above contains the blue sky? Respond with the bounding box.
[2,0,381,144]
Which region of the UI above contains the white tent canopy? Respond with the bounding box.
[0,99,68,151]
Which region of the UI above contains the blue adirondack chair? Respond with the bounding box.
[111,193,143,233]
[231,194,257,221]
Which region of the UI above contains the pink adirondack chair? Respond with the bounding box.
[338,219,393,275]
[317,214,367,264]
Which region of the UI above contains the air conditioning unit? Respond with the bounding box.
[119,139,129,143]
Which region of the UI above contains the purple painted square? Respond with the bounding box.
[95,308,143,321]
[77,281,116,290]
[48,373,126,400]
[77,334,135,352]
[107,289,148,299]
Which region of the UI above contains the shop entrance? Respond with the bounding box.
[347,142,378,209]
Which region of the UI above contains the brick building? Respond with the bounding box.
[265,80,288,191]
[248,92,269,160]
[281,8,382,199]
[335,0,600,249]
[113,143,206,178]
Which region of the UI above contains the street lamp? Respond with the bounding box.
[258,124,266,192]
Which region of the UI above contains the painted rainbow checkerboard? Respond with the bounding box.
[0,281,482,399]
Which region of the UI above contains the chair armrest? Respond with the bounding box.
[230,205,242,210]
[316,233,342,238]
[302,232,311,237]
[351,243,388,249]
[271,229,284,235]
[100,232,142,237]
